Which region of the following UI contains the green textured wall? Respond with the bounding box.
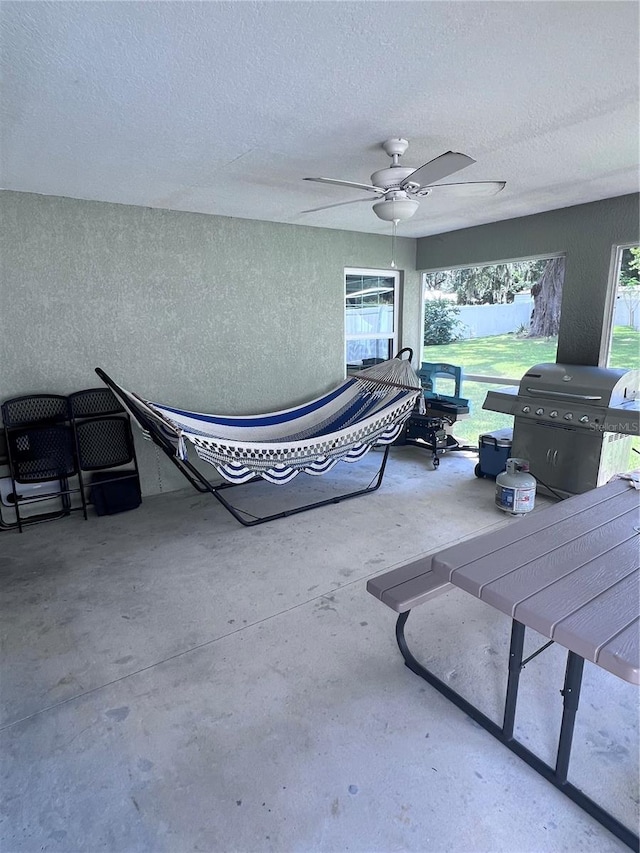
[0,191,421,495]
[416,194,640,365]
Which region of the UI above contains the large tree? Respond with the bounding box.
[529,257,565,337]
[619,246,640,287]
[424,260,547,306]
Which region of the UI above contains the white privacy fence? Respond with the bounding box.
[451,288,640,340]
[614,287,640,329]
[455,296,533,339]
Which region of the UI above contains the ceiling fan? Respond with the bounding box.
[302,138,505,221]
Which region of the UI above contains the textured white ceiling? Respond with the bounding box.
[1,1,638,237]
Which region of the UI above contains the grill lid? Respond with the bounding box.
[483,363,640,435]
[519,363,639,407]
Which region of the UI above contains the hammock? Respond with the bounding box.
[96,351,423,525]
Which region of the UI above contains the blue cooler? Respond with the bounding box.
[475,428,513,479]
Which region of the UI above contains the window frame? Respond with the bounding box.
[599,242,638,367]
[344,267,400,374]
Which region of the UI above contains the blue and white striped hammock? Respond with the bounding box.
[110,356,424,485]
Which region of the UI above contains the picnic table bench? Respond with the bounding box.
[367,476,639,851]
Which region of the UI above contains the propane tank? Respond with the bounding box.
[495,458,537,515]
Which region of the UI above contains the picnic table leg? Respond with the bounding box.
[392,610,638,852]
[555,651,585,784]
[395,610,502,737]
[503,620,525,739]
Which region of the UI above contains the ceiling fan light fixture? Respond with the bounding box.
[373,197,419,221]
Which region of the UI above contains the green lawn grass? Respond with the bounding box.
[423,327,640,465]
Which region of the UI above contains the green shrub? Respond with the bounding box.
[423,299,463,345]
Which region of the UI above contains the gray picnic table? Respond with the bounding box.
[387,477,639,850]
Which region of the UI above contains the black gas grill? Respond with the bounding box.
[483,363,639,497]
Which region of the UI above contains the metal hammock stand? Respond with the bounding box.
[95,351,420,527]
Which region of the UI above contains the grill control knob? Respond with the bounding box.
[535,408,544,416]
[579,415,589,423]
[549,410,558,418]
[522,406,531,413]
[564,413,573,420]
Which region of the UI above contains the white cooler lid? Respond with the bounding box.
[479,427,513,446]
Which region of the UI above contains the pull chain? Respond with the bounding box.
[390,218,399,269]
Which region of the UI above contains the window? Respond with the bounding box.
[602,244,640,370]
[421,256,565,444]
[345,269,399,372]
[602,244,640,467]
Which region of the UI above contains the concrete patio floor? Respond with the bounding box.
[1,446,637,852]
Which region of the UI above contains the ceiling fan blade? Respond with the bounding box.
[400,151,476,189]
[303,176,382,193]
[300,197,375,214]
[421,180,506,198]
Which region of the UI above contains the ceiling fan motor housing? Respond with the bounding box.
[370,167,416,190]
